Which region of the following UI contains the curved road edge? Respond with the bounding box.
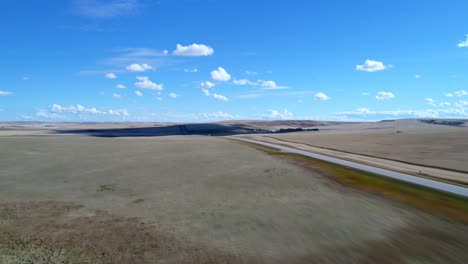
[225,136,468,198]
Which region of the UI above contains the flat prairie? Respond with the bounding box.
[1,134,468,263]
[253,119,468,173]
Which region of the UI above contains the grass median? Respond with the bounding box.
[233,139,468,224]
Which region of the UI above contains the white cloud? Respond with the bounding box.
[156,97,162,101]
[135,90,143,96]
[361,92,370,96]
[51,104,103,114]
[233,79,258,86]
[414,74,422,79]
[356,108,372,114]
[356,59,389,72]
[457,35,468,48]
[112,93,122,99]
[36,104,131,121]
[94,48,168,68]
[335,107,468,120]
[200,88,228,101]
[108,109,129,116]
[455,101,468,107]
[116,84,126,89]
[260,80,287,90]
[126,63,153,72]
[21,76,29,81]
[0,91,12,96]
[425,98,436,106]
[376,91,395,100]
[212,93,229,101]
[105,73,117,79]
[445,90,467,97]
[74,0,139,19]
[184,68,198,73]
[211,67,231,81]
[440,102,451,107]
[200,81,215,89]
[202,88,211,96]
[192,111,237,120]
[173,43,214,56]
[168,92,179,98]
[268,109,294,120]
[135,76,163,90]
[245,70,257,76]
[314,92,330,101]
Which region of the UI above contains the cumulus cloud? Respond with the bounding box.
[135,90,143,96]
[108,109,130,116]
[173,43,214,56]
[0,91,12,96]
[74,0,139,19]
[135,76,163,90]
[168,92,179,98]
[201,88,229,101]
[268,109,294,119]
[376,91,395,100]
[212,93,229,101]
[35,104,131,121]
[457,35,468,48]
[116,84,126,89]
[445,90,467,97]
[260,80,287,90]
[51,104,102,114]
[105,73,117,79]
[112,93,122,99]
[356,59,389,72]
[126,63,153,72]
[314,92,330,101]
[200,81,215,89]
[211,67,231,81]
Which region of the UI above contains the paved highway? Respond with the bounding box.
[226,136,468,198]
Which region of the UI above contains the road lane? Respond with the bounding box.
[226,136,468,198]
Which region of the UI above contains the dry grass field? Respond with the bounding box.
[253,119,468,173]
[1,133,468,263]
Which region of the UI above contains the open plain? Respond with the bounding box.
[1,121,468,263]
[242,119,468,184]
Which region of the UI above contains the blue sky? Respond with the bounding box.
[1,0,468,122]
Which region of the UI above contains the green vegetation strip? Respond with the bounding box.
[234,139,468,224]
